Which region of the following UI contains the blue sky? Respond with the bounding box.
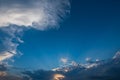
[11,0,120,69]
[0,0,120,70]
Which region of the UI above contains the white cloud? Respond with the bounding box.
[0,51,15,61]
[60,58,68,64]
[0,0,70,30]
[70,61,77,66]
[0,0,70,62]
[85,57,92,62]
[96,59,99,61]
[113,51,120,59]
[84,63,98,69]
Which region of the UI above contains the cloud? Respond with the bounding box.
[0,51,120,80]
[60,58,68,64]
[0,0,70,62]
[0,0,70,30]
[86,57,92,62]
[53,74,65,80]
[113,51,120,59]
[25,51,120,80]
[0,52,15,61]
[0,27,23,62]
[0,64,8,71]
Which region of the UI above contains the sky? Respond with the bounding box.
[0,0,120,70]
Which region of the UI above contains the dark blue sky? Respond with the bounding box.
[14,0,120,69]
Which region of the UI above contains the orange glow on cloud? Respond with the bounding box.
[53,74,65,80]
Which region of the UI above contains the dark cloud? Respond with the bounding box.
[23,70,54,80]
[0,64,7,71]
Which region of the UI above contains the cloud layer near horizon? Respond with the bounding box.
[0,51,120,80]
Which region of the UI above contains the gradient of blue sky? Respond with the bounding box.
[13,0,120,70]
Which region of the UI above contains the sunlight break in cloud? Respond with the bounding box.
[53,74,65,80]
